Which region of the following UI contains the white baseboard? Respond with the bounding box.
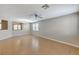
[35,34,79,48]
[0,35,12,40]
[0,33,31,40]
[12,33,31,37]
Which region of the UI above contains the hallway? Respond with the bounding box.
[0,35,79,55]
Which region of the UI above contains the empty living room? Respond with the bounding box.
[0,4,79,55]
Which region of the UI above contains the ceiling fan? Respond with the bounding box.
[28,4,50,20]
[41,4,49,9]
[28,13,43,21]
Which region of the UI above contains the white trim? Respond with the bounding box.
[0,35,12,40]
[35,34,79,48]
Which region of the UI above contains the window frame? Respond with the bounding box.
[0,20,8,30]
[13,22,23,31]
[0,23,1,30]
[32,23,39,31]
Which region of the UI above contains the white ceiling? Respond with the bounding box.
[0,4,79,23]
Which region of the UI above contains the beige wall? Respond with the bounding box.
[32,12,79,41]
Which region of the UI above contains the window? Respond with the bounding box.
[0,23,1,30]
[13,22,22,30]
[1,20,8,30]
[13,25,18,30]
[32,23,39,31]
[18,24,22,30]
[32,24,36,31]
[36,23,39,31]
